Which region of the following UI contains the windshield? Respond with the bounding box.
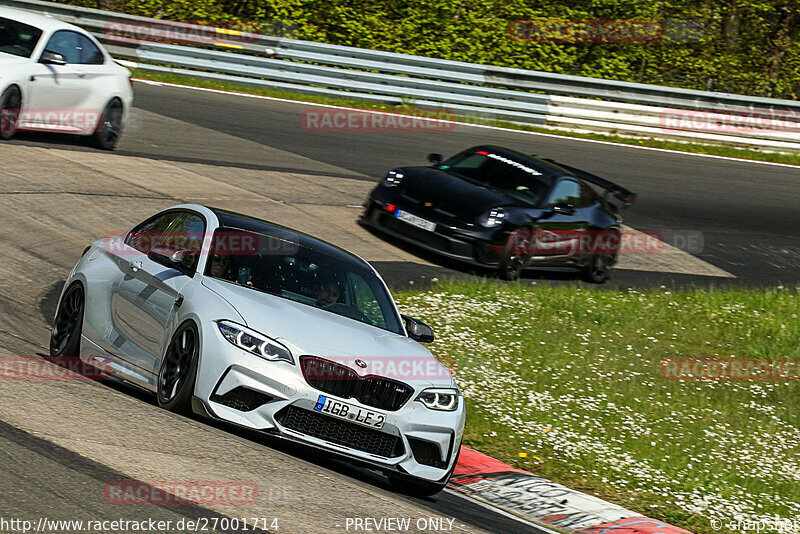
[439,148,557,207]
[0,17,42,58]
[205,227,403,335]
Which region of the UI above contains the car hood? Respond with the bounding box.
[202,278,454,386]
[397,166,514,218]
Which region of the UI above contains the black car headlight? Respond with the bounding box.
[416,388,459,411]
[217,320,294,364]
[477,208,507,228]
[383,169,404,186]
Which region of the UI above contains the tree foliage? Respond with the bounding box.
[79,0,799,98]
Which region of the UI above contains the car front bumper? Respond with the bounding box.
[361,198,508,268]
[193,320,465,483]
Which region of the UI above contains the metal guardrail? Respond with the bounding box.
[4,0,800,151]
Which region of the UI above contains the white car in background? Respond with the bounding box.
[0,7,133,149]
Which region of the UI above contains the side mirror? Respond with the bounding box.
[148,246,194,275]
[551,203,576,216]
[40,51,67,65]
[427,153,443,166]
[402,315,434,343]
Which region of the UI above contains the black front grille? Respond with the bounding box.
[210,386,273,412]
[300,356,413,411]
[408,437,447,468]
[275,405,404,458]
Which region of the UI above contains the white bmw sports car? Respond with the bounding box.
[50,204,465,495]
[0,7,133,149]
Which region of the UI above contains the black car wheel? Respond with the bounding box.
[91,99,123,150]
[499,230,528,281]
[583,254,613,284]
[499,253,524,281]
[0,86,21,141]
[50,283,84,357]
[158,322,199,414]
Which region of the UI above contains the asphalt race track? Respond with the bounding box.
[0,80,798,533]
[125,82,800,288]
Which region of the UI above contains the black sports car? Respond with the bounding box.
[361,145,636,282]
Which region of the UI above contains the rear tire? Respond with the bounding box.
[0,86,21,141]
[157,322,199,414]
[91,98,123,150]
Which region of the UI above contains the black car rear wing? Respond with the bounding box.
[544,159,636,208]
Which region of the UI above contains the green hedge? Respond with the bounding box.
[79,0,799,99]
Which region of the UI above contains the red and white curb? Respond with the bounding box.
[448,447,692,534]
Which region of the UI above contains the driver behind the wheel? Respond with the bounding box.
[210,253,232,279]
[313,278,341,309]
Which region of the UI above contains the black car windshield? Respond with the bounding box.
[0,17,43,58]
[439,148,557,207]
[205,227,403,335]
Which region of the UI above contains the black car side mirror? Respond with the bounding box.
[148,246,195,276]
[402,315,434,343]
[551,203,576,216]
[427,153,443,166]
[40,50,67,65]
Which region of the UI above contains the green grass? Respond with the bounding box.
[131,68,800,167]
[394,280,800,534]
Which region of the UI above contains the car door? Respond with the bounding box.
[25,30,88,128]
[110,211,205,375]
[72,33,111,129]
[532,178,590,266]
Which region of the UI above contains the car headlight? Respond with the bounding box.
[477,208,507,228]
[217,320,294,364]
[384,169,404,186]
[416,388,459,411]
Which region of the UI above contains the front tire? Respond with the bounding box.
[0,86,21,141]
[498,229,529,281]
[91,98,123,150]
[50,283,84,357]
[157,322,199,414]
[582,254,613,283]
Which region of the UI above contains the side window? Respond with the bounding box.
[78,34,104,64]
[43,30,81,64]
[157,212,206,273]
[348,272,387,329]
[546,179,582,207]
[580,183,600,207]
[124,212,180,255]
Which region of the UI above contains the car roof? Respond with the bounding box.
[0,7,84,32]
[208,207,369,268]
